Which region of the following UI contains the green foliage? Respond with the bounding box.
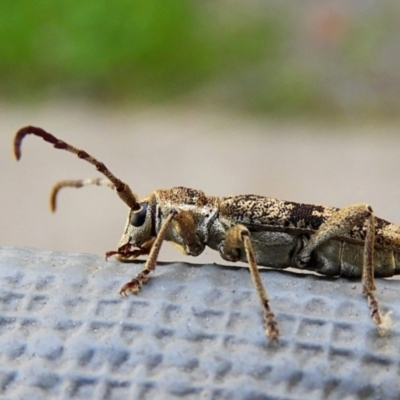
[0,1,285,104]
[1,1,397,116]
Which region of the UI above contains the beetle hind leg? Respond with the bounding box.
[221,224,279,341]
[362,212,392,334]
[295,203,390,334]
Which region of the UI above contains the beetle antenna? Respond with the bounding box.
[49,178,115,212]
[14,126,140,211]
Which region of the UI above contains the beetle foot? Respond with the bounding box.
[377,311,393,336]
[263,299,280,342]
[119,270,150,296]
[293,253,310,268]
[367,292,392,335]
[119,280,141,296]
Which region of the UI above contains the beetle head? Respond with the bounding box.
[107,195,157,260]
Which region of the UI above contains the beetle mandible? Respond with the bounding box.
[14,126,396,341]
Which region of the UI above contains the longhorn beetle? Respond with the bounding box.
[14,126,395,341]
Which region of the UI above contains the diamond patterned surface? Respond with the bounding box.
[1,246,400,399]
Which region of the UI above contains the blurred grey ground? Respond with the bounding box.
[1,246,400,400]
[2,103,400,265]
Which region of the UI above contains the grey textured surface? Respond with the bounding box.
[1,247,400,400]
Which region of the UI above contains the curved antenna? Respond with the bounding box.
[50,178,114,212]
[14,126,140,211]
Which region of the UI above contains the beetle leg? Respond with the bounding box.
[362,212,391,334]
[170,210,205,256]
[295,204,372,266]
[106,239,155,262]
[294,204,389,333]
[119,210,178,296]
[221,224,279,341]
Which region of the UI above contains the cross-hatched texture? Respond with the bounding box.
[1,246,400,400]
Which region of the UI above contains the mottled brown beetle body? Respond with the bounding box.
[14,126,397,341]
[120,187,400,279]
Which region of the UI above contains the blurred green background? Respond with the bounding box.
[1,0,399,118]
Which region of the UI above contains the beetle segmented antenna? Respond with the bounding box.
[50,178,115,212]
[14,126,141,211]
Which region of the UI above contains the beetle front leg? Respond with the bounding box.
[119,210,178,295]
[119,209,205,295]
[221,224,279,341]
[294,204,390,333]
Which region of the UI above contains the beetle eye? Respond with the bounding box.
[130,202,148,227]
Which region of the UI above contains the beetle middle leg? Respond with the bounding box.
[221,224,279,341]
[294,203,390,333]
